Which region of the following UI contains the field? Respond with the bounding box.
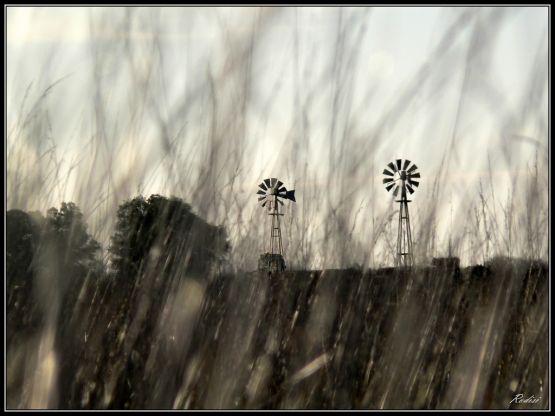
[7,209,549,410]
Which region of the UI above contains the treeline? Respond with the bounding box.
[6,194,229,409]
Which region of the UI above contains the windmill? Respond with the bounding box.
[383,159,420,269]
[257,178,296,272]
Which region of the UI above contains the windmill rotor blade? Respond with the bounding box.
[409,172,420,179]
[278,186,286,193]
[270,178,277,187]
[396,159,403,171]
[403,159,411,170]
[383,177,394,184]
[407,164,418,173]
[393,185,399,197]
[385,182,395,192]
[285,190,296,202]
[408,179,420,187]
[277,198,284,205]
[258,196,267,201]
[406,183,415,194]
[259,182,267,191]
[276,180,283,189]
[383,169,394,176]
[257,190,266,195]
[264,178,271,188]
[262,200,268,208]
[388,162,397,172]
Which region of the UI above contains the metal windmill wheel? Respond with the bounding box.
[382,159,420,198]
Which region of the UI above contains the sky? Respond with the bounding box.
[6,6,549,268]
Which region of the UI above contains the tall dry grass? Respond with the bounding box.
[6,6,549,409]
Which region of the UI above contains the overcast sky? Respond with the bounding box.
[6,6,549,268]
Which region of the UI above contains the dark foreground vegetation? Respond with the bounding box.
[6,197,548,410]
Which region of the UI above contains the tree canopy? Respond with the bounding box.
[108,194,229,280]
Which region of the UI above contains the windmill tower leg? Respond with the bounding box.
[270,201,282,256]
[396,202,403,268]
[270,202,276,255]
[405,200,414,267]
[397,186,413,269]
[269,196,284,272]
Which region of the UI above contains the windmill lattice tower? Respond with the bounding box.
[257,178,296,272]
[383,159,420,269]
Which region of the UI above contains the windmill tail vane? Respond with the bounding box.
[383,159,420,269]
[256,178,296,273]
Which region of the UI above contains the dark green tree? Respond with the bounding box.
[95,194,230,409]
[108,194,229,281]
[6,203,103,409]
[40,202,102,280]
[6,210,42,341]
[7,203,102,335]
